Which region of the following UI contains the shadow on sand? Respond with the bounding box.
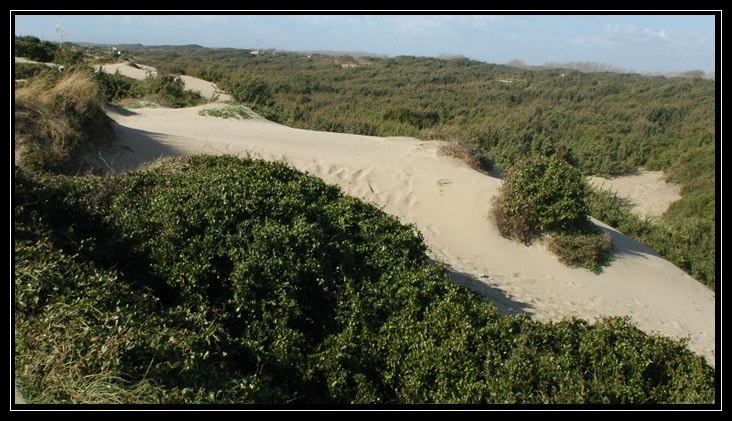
[594,220,661,261]
[443,264,533,317]
[93,123,182,173]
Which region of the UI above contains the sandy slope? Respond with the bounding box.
[588,171,682,219]
[92,68,715,366]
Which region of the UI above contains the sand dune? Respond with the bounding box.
[589,171,682,219]
[93,69,715,366]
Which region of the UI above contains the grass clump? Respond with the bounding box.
[438,141,493,174]
[198,105,250,119]
[492,154,613,272]
[14,69,114,173]
[14,155,714,404]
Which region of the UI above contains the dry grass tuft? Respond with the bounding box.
[15,70,113,173]
[438,141,493,174]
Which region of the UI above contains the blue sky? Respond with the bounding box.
[14,13,716,73]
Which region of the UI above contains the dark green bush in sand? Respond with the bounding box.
[14,155,713,404]
[492,155,614,272]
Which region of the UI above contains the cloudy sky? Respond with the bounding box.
[14,13,717,73]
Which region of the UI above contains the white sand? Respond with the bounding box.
[92,68,715,366]
[588,171,682,219]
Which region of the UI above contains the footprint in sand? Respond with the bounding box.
[437,178,452,195]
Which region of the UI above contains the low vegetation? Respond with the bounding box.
[95,69,205,108]
[493,155,613,272]
[438,141,493,174]
[15,35,58,63]
[198,105,250,119]
[14,155,713,404]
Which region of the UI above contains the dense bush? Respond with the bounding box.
[492,155,613,272]
[546,226,614,273]
[220,74,274,106]
[14,156,714,404]
[383,107,440,129]
[14,62,53,80]
[493,155,588,243]
[15,35,58,62]
[95,69,137,102]
[139,74,205,108]
[94,70,205,108]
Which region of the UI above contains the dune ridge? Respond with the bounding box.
[93,67,714,366]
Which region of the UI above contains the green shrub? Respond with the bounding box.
[15,36,58,62]
[546,224,614,273]
[492,154,589,243]
[54,47,85,67]
[94,70,204,108]
[383,107,440,129]
[14,156,713,404]
[221,74,273,106]
[96,69,138,102]
[492,155,614,272]
[14,62,53,80]
[139,74,205,108]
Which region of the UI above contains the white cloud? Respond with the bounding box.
[603,23,621,34]
[571,35,614,48]
[199,15,229,24]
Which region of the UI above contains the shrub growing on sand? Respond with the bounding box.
[15,35,58,63]
[492,155,613,272]
[14,156,713,404]
[438,141,493,174]
[493,154,588,242]
[198,105,250,119]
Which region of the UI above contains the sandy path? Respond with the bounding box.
[95,101,715,366]
[588,171,682,219]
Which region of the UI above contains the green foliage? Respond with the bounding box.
[198,105,250,119]
[14,62,54,80]
[139,74,205,108]
[94,70,205,108]
[15,35,58,62]
[95,69,137,102]
[492,155,613,272]
[14,156,714,404]
[546,224,614,273]
[54,47,85,67]
[220,74,274,106]
[383,107,440,129]
[493,155,589,243]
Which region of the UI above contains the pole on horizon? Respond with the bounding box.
[55,24,68,46]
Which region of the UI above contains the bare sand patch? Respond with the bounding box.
[588,170,682,219]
